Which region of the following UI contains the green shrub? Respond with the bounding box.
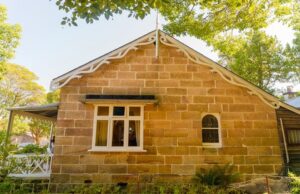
[192,164,240,187]
[15,144,47,154]
[289,172,300,194]
[0,131,18,180]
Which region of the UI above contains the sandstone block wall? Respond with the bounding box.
[51,43,283,190]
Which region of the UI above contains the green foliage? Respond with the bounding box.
[0,179,50,194]
[289,172,300,194]
[0,63,46,131]
[55,0,293,43]
[54,1,300,94]
[15,144,47,154]
[67,183,244,194]
[0,131,17,180]
[0,5,21,78]
[28,120,51,144]
[46,89,60,103]
[214,30,299,92]
[192,164,240,187]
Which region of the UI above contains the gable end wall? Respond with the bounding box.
[51,43,283,190]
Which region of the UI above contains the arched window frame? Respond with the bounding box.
[201,113,222,148]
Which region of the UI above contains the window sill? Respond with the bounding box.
[88,148,147,152]
[202,143,222,148]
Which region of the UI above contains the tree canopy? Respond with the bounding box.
[0,5,21,78]
[0,64,45,120]
[214,30,298,92]
[55,0,299,93]
[55,0,293,42]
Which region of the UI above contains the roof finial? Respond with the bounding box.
[155,9,159,59]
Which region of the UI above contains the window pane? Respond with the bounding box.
[113,107,125,116]
[128,121,140,146]
[97,106,109,116]
[95,120,108,146]
[202,115,218,128]
[129,107,141,116]
[202,129,219,143]
[112,120,124,146]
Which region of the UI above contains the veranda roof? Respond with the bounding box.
[7,103,59,121]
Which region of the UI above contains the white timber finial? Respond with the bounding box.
[155,9,159,59]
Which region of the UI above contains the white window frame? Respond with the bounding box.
[201,113,222,148]
[90,104,145,152]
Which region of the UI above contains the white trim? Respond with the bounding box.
[50,30,300,115]
[91,104,144,152]
[201,113,222,148]
[50,31,156,90]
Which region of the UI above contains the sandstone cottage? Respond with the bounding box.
[8,30,300,191]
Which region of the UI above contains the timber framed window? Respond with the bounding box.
[201,114,222,147]
[91,105,145,152]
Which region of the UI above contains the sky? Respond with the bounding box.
[1,0,299,92]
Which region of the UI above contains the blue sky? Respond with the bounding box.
[1,0,299,91]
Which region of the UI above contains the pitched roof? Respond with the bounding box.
[50,30,300,115]
[286,96,300,108]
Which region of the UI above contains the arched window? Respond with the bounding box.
[202,114,221,147]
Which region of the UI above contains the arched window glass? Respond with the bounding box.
[202,114,220,145]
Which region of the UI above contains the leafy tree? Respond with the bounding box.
[55,0,293,42]
[0,5,21,78]
[213,30,299,92]
[0,64,46,136]
[47,89,60,103]
[0,131,17,180]
[28,120,51,145]
[0,64,45,120]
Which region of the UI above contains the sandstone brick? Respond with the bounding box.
[180,80,202,87]
[99,165,127,174]
[73,137,92,145]
[51,173,70,183]
[92,174,112,183]
[248,147,272,155]
[215,96,233,103]
[183,156,203,164]
[74,120,93,128]
[53,156,79,164]
[136,72,158,79]
[128,165,158,173]
[181,112,201,120]
[65,128,92,136]
[170,72,192,79]
[229,104,255,112]
[61,165,85,173]
[193,96,214,103]
[219,147,247,155]
[166,156,182,164]
[204,156,233,164]
[56,136,73,145]
[254,165,274,174]
[171,165,195,175]
[136,155,164,164]
[70,174,92,183]
[167,88,187,95]
[85,165,98,173]
[259,156,282,164]
[178,138,201,146]
[157,147,176,155]
[80,155,105,164]
[149,111,166,119]
[239,165,253,173]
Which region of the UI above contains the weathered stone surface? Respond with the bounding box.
[52,41,282,185]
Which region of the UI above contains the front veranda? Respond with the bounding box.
[5,103,58,179]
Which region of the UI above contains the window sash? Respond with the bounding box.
[201,114,222,147]
[92,105,144,151]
